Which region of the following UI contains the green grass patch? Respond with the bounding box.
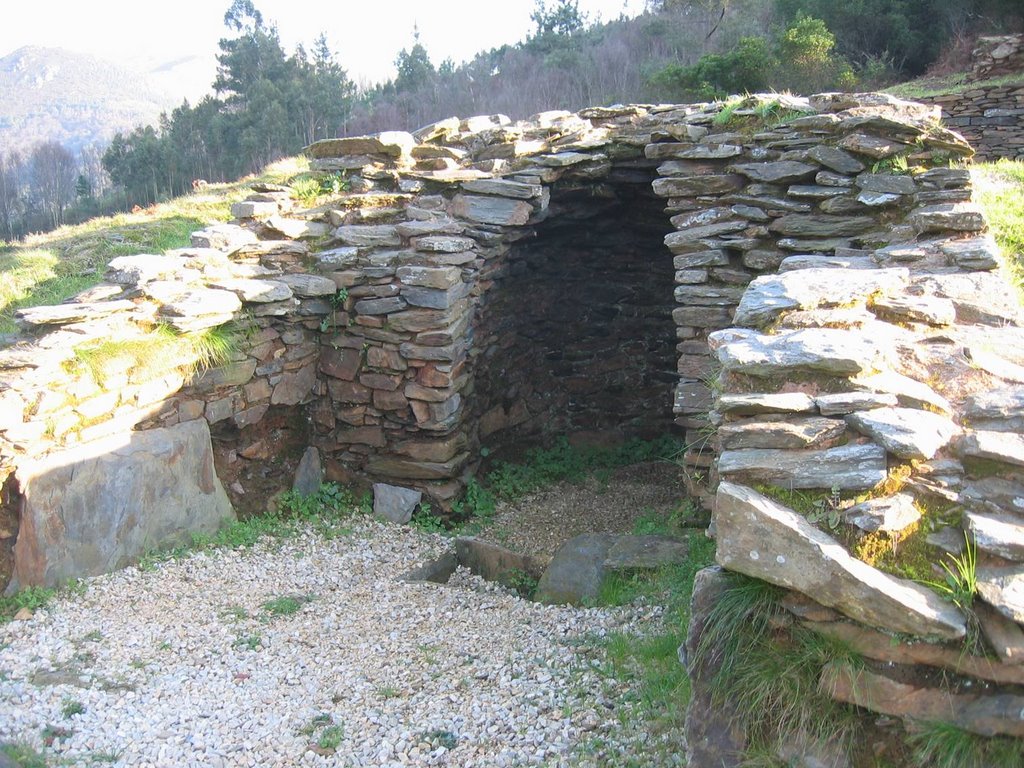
[0,742,48,768]
[885,72,1024,100]
[908,720,1024,768]
[485,435,683,502]
[973,160,1024,298]
[71,322,241,387]
[261,594,313,617]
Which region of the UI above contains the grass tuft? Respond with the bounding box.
[908,720,1024,768]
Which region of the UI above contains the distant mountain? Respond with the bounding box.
[0,46,180,157]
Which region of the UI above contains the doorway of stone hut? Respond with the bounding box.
[469,167,681,463]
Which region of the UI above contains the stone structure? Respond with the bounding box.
[1,88,1023,757]
[920,33,1024,162]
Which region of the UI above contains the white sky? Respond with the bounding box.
[1,0,646,91]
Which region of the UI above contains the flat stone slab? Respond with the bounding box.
[977,602,1024,665]
[106,254,188,285]
[964,386,1024,423]
[373,483,422,524]
[718,416,846,450]
[716,392,816,415]
[966,511,1024,562]
[734,268,909,328]
[717,443,887,491]
[870,295,956,326]
[191,224,258,252]
[451,194,533,226]
[823,662,1024,737]
[15,300,136,326]
[11,420,234,589]
[977,566,1024,624]
[851,370,951,416]
[961,477,1024,517]
[306,131,415,158]
[277,274,338,297]
[957,430,1024,468]
[711,328,883,377]
[603,535,690,570]
[208,278,293,303]
[536,533,616,605]
[401,552,458,584]
[846,407,960,461]
[715,482,966,639]
[455,537,542,582]
[814,392,898,416]
[844,493,921,533]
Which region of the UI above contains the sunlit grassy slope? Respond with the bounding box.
[973,160,1024,293]
[0,157,308,335]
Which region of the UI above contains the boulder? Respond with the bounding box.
[454,537,542,582]
[845,407,960,461]
[372,483,422,524]
[11,420,234,589]
[535,533,616,605]
[714,482,966,639]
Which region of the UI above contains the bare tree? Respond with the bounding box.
[0,151,26,242]
[30,141,77,229]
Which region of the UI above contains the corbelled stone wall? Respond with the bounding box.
[920,33,1024,162]
[0,93,984,586]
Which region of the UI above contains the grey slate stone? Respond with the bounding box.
[718,416,846,450]
[966,512,1024,562]
[711,328,883,377]
[977,566,1024,624]
[372,483,423,525]
[957,430,1024,468]
[292,447,323,497]
[845,407,960,461]
[717,443,887,491]
[717,393,817,415]
[603,535,690,570]
[844,493,921,533]
[815,392,899,416]
[714,482,966,639]
[535,533,616,605]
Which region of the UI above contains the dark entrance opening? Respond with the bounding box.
[471,169,679,452]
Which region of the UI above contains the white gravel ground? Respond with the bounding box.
[0,519,668,767]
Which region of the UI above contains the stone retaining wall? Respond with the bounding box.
[925,82,1024,161]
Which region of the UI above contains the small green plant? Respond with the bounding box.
[261,594,313,617]
[299,712,333,736]
[871,153,911,175]
[61,698,85,718]
[410,502,447,534]
[807,484,843,532]
[377,684,401,700]
[233,634,262,651]
[0,585,58,621]
[500,568,539,600]
[417,729,458,751]
[319,287,349,332]
[291,176,321,205]
[317,724,344,751]
[922,533,976,611]
[0,742,48,768]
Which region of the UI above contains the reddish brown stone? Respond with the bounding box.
[373,389,409,411]
[336,406,367,426]
[319,347,361,381]
[366,346,408,371]
[359,372,403,391]
[393,433,467,462]
[336,426,386,448]
[327,379,371,404]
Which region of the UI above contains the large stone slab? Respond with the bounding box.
[717,392,817,415]
[306,131,416,158]
[964,386,1024,423]
[535,533,616,605]
[957,430,1024,468]
[603,535,690,570]
[734,268,909,327]
[711,328,883,377]
[843,493,920,533]
[715,482,966,639]
[15,300,136,327]
[455,537,542,582]
[718,416,846,450]
[823,662,1024,737]
[966,512,1024,562]
[451,194,532,226]
[845,407,959,461]
[11,420,234,589]
[718,443,887,490]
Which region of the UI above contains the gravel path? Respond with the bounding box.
[0,519,668,767]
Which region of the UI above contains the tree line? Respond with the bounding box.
[1,0,1019,241]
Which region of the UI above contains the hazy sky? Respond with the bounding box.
[2,0,645,90]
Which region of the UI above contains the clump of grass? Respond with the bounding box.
[908,720,1024,768]
[71,322,241,387]
[0,585,58,622]
[973,160,1024,298]
[261,594,313,617]
[693,573,863,759]
[61,698,85,718]
[0,742,48,767]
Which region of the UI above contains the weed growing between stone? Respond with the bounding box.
[694,573,864,761]
[907,720,1024,768]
